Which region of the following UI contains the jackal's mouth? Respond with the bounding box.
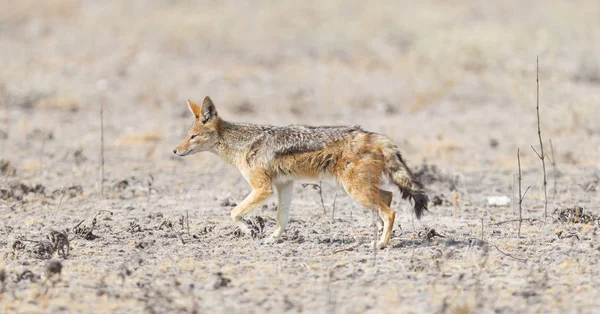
[173,149,191,156]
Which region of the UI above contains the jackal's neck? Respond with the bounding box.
[213,119,264,165]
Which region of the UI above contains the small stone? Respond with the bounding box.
[487,196,511,207]
[219,197,236,207]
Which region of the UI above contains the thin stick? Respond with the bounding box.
[492,245,527,262]
[186,210,190,237]
[549,139,557,201]
[166,255,182,272]
[73,219,86,230]
[147,174,153,206]
[518,148,522,238]
[531,55,548,220]
[326,268,335,312]
[332,242,361,254]
[97,209,113,215]
[480,217,484,242]
[488,218,540,226]
[301,183,326,215]
[54,188,67,212]
[318,181,325,215]
[517,148,530,238]
[522,186,531,200]
[475,245,489,310]
[331,193,337,222]
[100,102,105,199]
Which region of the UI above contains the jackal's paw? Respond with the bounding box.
[263,234,281,245]
[369,240,389,249]
[377,240,390,249]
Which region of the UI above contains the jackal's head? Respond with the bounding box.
[173,96,219,156]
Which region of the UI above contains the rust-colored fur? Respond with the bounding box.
[173,96,428,247]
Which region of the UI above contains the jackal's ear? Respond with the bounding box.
[200,96,217,124]
[187,100,201,119]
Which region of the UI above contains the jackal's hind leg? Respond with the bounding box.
[340,164,396,248]
[379,189,393,207]
[376,189,393,232]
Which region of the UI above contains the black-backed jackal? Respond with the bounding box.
[173,96,428,247]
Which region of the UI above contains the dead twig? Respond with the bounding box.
[475,244,490,310]
[481,217,484,242]
[331,193,338,222]
[73,219,85,230]
[26,230,70,259]
[492,245,527,262]
[488,218,540,226]
[517,148,531,238]
[332,242,362,254]
[186,210,190,237]
[74,217,98,240]
[549,139,557,201]
[418,228,445,241]
[54,188,66,212]
[98,209,113,216]
[166,255,182,272]
[146,174,154,205]
[73,210,108,240]
[326,268,335,313]
[302,182,326,215]
[159,219,185,245]
[530,55,548,221]
[522,186,531,201]
[557,231,580,240]
[100,101,105,199]
[554,206,598,225]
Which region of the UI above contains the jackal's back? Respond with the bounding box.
[262,124,362,155]
[237,123,362,165]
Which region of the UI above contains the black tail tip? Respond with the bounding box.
[413,192,429,219]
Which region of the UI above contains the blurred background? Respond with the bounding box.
[1,0,599,185]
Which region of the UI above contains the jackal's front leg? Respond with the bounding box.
[230,180,273,236]
[264,181,293,244]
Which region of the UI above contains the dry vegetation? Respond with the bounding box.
[1,0,600,313]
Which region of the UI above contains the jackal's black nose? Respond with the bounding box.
[172,149,177,154]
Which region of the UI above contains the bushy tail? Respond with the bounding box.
[379,137,428,218]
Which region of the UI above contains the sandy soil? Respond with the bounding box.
[1,1,600,313]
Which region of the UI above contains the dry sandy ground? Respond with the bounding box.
[1,1,600,313]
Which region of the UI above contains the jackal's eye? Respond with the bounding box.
[190,134,198,140]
